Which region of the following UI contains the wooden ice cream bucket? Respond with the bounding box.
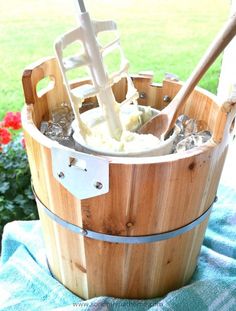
[22,56,235,299]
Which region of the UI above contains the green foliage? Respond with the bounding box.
[0,138,38,241]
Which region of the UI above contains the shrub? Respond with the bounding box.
[0,112,38,244]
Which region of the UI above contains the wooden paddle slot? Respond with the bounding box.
[21,56,236,299]
[102,46,123,77]
[69,157,87,171]
[96,28,118,51]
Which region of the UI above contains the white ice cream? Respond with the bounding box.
[72,105,175,156]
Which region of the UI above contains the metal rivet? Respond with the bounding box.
[163,95,171,103]
[81,229,88,236]
[58,172,65,178]
[94,181,103,190]
[139,92,146,99]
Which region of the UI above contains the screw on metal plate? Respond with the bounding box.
[58,172,65,178]
[94,181,103,190]
[163,95,171,103]
[139,92,146,99]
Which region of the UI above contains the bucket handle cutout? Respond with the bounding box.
[36,75,55,98]
[22,57,62,106]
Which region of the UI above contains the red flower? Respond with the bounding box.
[0,128,11,145]
[3,112,22,130]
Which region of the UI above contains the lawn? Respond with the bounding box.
[0,0,230,118]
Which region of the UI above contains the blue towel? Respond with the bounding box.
[0,183,236,311]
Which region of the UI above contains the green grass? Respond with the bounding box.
[0,0,230,118]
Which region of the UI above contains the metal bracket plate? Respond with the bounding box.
[51,145,109,199]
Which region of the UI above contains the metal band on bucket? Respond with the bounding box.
[32,186,216,244]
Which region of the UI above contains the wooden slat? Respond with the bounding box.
[21,57,234,299]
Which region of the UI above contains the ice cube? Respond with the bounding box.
[40,121,49,134]
[184,119,208,136]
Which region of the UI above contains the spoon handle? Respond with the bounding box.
[164,13,236,136]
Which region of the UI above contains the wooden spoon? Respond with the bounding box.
[139,13,236,139]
